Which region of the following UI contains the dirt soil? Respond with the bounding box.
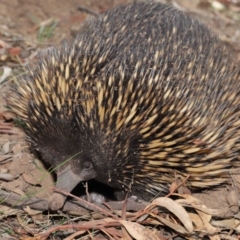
[0,0,240,239]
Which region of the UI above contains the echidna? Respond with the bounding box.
[9,1,240,210]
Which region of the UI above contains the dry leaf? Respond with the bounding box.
[23,206,42,216]
[119,220,160,240]
[149,213,189,234]
[2,111,16,120]
[23,173,41,186]
[13,188,26,196]
[0,168,8,173]
[0,66,12,84]
[211,218,239,229]
[0,173,16,181]
[169,181,178,193]
[2,141,10,154]
[176,194,220,235]
[209,234,221,240]
[175,194,224,216]
[122,227,132,240]
[12,143,22,154]
[1,180,23,191]
[150,197,193,233]
[17,213,34,234]
[0,155,12,162]
[0,205,21,220]
[188,213,204,229]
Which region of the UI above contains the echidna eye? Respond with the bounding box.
[83,161,93,170]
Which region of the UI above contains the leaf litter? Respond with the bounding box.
[0,0,240,239]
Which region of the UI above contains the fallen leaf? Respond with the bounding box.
[0,155,12,162]
[1,180,23,191]
[150,197,193,233]
[3,141,10,154]
[23,173,42,186]
[0,206,20,220]
[209,234,221,240]
[13,188,26,196]
[12,143,22,155]
[148,213,189,234]
[176,194,220,234]
[3,111,16,120]
[119,220,160,240]
[23,206,42,216]
[175,194,224,216]
[212,218,238,229]
[0,173,16,181]
[188,212,204,229]
[0,66,12,84]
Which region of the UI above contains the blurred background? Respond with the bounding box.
[0,0,239,57]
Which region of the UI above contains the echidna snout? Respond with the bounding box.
[49,165,95,210]
[9,1,240,210]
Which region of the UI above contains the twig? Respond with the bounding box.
[52,188,120,220]
[35,218,120,239]
[77,5,99,17]
[83,181,90,202]
[0,189,147,214]
[166,174,191,197]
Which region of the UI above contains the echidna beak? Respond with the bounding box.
[48,165,83,211]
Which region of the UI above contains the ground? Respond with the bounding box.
[0,0,240,239]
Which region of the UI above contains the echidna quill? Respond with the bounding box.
[9,1,240,210]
